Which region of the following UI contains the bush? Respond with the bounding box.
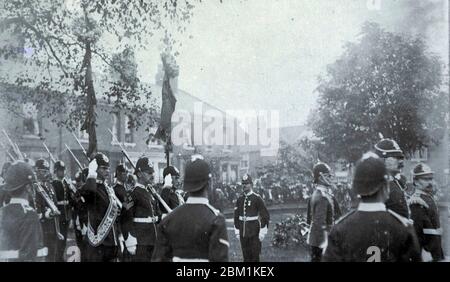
[272,214,309,249]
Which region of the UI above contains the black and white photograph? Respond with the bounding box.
[0,0,449,268]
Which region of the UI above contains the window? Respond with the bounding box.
[22,103,40,137]
[112,113,120,142]
[410,148,428,162]
[78,123,89,141]
[221,164,228,183]
[240,154,249,169]
[124,115,134,143]
[148,127,163,147]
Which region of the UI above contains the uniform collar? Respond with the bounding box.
[357,202,386,212]
[186,197,209,205]
[9,198,30,206]
[414,189,432,197]
[316,185,329,195]
[135,183,146,189]
[245,191,254,197]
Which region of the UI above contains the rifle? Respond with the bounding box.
[42,142,56,163]
[33,177,65,240]
[2,129,24,160]
[3,130,64,240]
[43,142,78,197]
[64,144,86,204]
[107,129,172,213]
[2,130,64,240]
[64,144,84,170]
[71,132,90,162]
[0,140,16,161]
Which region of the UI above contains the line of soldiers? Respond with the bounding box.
[307,137,445,262]
[3,136,443,263]
[1,152,272,262]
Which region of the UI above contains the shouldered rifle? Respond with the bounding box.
[42,142,56,163]
[0,140,16,161]
[3,130,64,240]
[107,129,172,213]
[71,132,90,162]
[2,129,25,160]
[65,144,84,170]
[32,174,65,240]
[43,142,79,197]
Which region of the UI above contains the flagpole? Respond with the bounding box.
[165,140,170,167]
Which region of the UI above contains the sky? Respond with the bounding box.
[132,0,448,127]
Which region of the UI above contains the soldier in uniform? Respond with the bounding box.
[0,161,12,207]
[81,153,122,262]
[34,158,61,262]
[323,153,421,262]
[152,157,229,262]
[72,168,88,262]
[307,162,339,262]
[124,157,161,262]
[408,163,445,262]
[51,160,71,262]
[160,165,184,216]
[0,161,47,262]
[374,138,409,218]
[233,173,270,262]
[113,163,132,261]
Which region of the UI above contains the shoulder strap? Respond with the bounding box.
[335,209,356,224]
[87,184,121,247]
[408,194,429,209]
[205,203,220,216]
[387,209,413,227]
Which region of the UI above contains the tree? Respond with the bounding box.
[309,22,446,162]
[0,0,198,156]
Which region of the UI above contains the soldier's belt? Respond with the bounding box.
[239,216,259,221]
[0,247,48,260]
[173,256,209,262]
[57,200,69,206]
[423,228,442,235]
[133,216,158,223]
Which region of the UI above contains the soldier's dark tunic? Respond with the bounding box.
[152,197,229,262]
[0,198,47,262]
[409,190,444,261]
[323,203,421,262]
[113,181,132,261]
[160,186,184,214]
[0,187,11,207]
[386,178,410,218]
[127,183,161,261]
[35,181,59,262]
[234,192,270,262]
[81,178,121,262]
[307,186,338,262]
[52,179,71,262]
[72,188,88,261]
